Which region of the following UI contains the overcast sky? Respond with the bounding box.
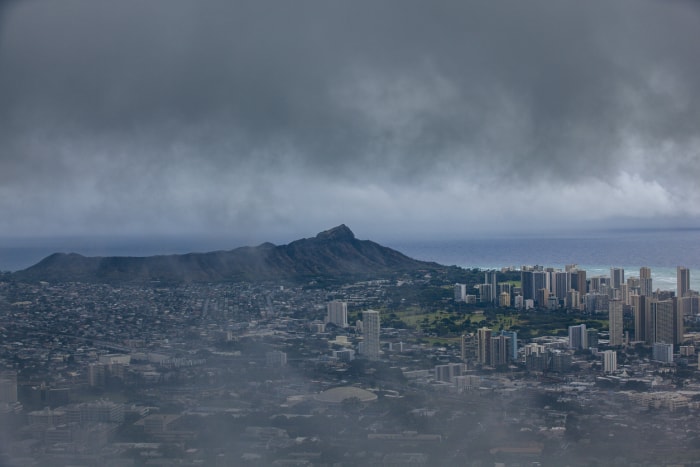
[1,0,699,243]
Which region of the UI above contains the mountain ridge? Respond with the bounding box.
[12,225,443,283]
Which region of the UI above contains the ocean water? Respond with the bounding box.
[1,229,699,291]
[0,236,239,274]
[387,228,700,292]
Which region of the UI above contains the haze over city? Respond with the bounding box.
[4,3,700,465]
[1,0,699,244]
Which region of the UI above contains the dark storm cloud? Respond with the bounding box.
[0,0,699,237]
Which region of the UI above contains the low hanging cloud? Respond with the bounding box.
[0,0,699,239]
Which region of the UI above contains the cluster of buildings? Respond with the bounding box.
[456,266,698,346]
[4,263,700,465]
[457,265,696,312]
[323,300,381,360]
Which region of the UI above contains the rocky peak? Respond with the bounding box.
[315,224,356,241]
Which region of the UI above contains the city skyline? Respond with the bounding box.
[4,263,700,465]
[0,1,699,241]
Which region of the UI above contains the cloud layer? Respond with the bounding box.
[1,0,699,240]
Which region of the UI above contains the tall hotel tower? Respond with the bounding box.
[609,299,624,346]
[326,301,348,327]
[678,266,690,298]
[485,271,498,304]
[651,298,683,345]
[521,270,547,305]
[640,267,653,297]
[361,310,380,360]
[477,327,493,365]
[568,324,587,350]
[610,267,625,291]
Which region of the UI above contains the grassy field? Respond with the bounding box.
[376,306,605,340]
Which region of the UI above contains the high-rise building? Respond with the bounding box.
[498,282,512,296]
[499,330,518,360]
[521,271,534,301]
[454,284,467,302]
[656,299,678,344]
[545,268,556,294]
[514,295,524,309]
[585,292,610,314]
[550,351,573,372]
[603,350,617,373]
[640,267,653,297]
[651,298,682,345]
[587,329,599,348]
[87,363,107,387]
[537,288,549,309]
[620,283,629,305]
[652,342,674,363]
[609,299,624,346]
[680,295,700,318]
[485,271,498,304]
[572,269,587,295]
[360,310,380,360]
[477,327,492,365]
[326,301,348,327]
[610,267,625,291]
[477,284,492,303]
[643,298,655,344]
[568,324,587,350]
[499,291,511,308]
[434,363,466,382]
[566,289,581,310]
[522,271,547,304]
[489,334,510,367]
[554,271,571,301]
[627,276,640,290]
[526,352,549,372]
[632,294,648,343]
[678,266,690,298]
[626,281,639,304]
[461,333,476,361]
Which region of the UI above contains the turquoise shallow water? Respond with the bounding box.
[388,229,700,292]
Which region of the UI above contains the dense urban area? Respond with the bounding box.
[1,264,700,466]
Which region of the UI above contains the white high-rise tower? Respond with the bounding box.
[360,310,380,360]
[609,299,624,346]
[326,301,348,327]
